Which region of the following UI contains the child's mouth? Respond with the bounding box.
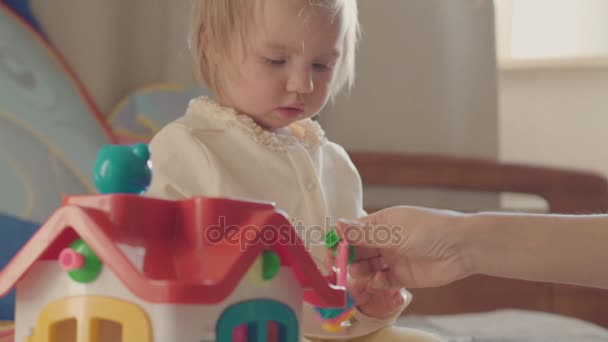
[277,107,304,117]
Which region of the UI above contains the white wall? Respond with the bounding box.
[498,66,608,212]
[493,0,608,211]
[320,0,500,211]
[31,0,194,115]
[510,0,608,59]
[499,67,608,175]
[495,0,608,61]
[322,0,498,156]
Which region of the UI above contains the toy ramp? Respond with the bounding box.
[108,83,209,143]
[0,3,115,223]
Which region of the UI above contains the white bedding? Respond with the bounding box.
[397,310,608,341]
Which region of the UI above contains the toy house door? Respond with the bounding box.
[26,296,152,342]
[216,299,298,342]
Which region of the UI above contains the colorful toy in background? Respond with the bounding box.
[0,2,115,224]
[0,1,206,224]
[0,1,115,328]
[93,143,152,194]
[108,83,210,144]
[0,144,350,341]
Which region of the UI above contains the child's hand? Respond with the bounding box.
[324,250,404,319]
[348,278,405,319]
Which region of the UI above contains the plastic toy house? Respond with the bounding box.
[0,194,347,341]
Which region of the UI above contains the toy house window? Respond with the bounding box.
[50,318,76,342]
[233,321,280,341]
[48,318,122,342]
[218,299,298,341]
[95,319,123,342]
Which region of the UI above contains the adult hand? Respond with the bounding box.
[335,206,475,290]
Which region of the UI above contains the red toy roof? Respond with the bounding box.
[0,195,345,307]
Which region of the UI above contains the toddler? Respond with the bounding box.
[147,0,441,341]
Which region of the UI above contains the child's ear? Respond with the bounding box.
[197,22,208,52]
[198,24,223,64]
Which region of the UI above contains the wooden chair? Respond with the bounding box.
[349,151,608,327]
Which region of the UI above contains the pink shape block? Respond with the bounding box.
[59,248,85,271]
[336,242,349,287]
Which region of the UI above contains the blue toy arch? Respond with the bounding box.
[0,213,38,320]
[1,0,43,34]
[216,299,299,342]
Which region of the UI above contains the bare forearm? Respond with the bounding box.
[462,212,608,289]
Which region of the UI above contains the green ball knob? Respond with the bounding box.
[63,239,103,283]
[262,250,281,281]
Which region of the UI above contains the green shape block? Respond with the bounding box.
[262,250,281,281]
[68,239,103,283]
[324,229,340,250]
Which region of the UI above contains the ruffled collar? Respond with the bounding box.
[187,97,327,152]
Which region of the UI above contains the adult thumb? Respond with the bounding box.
[336,219,397,249]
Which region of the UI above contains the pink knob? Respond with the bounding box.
[59,248,85,271]
[336,242,349,287]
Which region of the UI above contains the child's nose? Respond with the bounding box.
[287,68,314,94]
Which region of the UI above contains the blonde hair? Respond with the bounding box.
[189,0,360,98]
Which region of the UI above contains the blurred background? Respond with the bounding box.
[25,0,608,213]
[2,0,608,340]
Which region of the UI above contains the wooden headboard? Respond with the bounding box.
[349,151,608,327]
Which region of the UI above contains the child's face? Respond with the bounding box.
[218,0,344,130]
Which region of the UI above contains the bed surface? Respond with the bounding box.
[397,309,608,341]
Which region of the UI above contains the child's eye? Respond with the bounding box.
[265,58,286,66]
[313,63,330,71]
